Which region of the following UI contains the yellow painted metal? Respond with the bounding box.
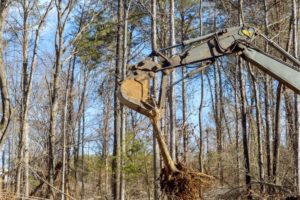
[241,28,253,38]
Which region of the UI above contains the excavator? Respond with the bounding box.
[119,26,300,118]
[117,26,300,177]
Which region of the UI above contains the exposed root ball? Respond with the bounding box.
[160,163,214,200]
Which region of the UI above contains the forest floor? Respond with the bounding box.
[204,187,300,200]
[204,187,235,199]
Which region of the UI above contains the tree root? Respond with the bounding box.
[160,163,214,200]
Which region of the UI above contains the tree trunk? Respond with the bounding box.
[263,0,272,191]
[151,118,178,175]
[213,63,223,186]
[48,1,64,197]
[249,64,265,194]
[61,62,71,200]
[234,60,240,187]
[74,111,80,194]
[151,0,161,199]
[180,10,188,163]
[16,1,51,196]
[291,0,300,194]
[48,1,75,198]
[1,148,4,192]
[217,62,225,185]
[72,68,88,198]
[120,0,128,198]
[16,1,29,194]
[169,0,176,161]
[238,58,252,198]
[101,79,112,197]
[81,97,85,199]
[273,83,282,185]
[112,0,123,199]
[198,0,204,173]
[65,57,76,200]
[0,0,10,149]
[198,73,204,172]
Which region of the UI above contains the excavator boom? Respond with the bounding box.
[241,45,300,93]
[118,26,300,118]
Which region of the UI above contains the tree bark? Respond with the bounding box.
[74,67,88,197]
[65,57,76,200]
[234,60,240,187]
[151,118,178,175]
[249,64,265,194]
[198,73,204,172]
[61,60,71,200]
[273,83,282,185]
[112,0,123,199]
[0,0,11,150]
[291,0,300,194]
[151,0,161,199]
[179,10,188,163]
[263,0,272,193]
[238,58,252,198]
[120,0,128,198]
[213,63,223,186]
[16,0,29,194]
[217,62,225,185]
[100,78,112,197]
[198,0,204,173]
[81,95,85,199]
[169,0,176,161]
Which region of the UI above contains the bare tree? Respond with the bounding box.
[239,2,251,197]
[112,0,123,199]
[198,0,204,174]
[169,0,176,161]
[151,0,161,199]
[263,1,272,192]
[0,0,11,149]
[273,83,282,185]
[234,59,240,187]
[15,0,52,196]
[179,5,188,163]
[249,64,265,193]
[120,0,130,199]
[292,0,300,194]
[48,0,74,198]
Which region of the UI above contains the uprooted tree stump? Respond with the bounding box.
[150,111,214,200]
[160,163,215,200]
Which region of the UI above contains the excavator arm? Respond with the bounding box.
[118,26,300,118]
[241,45,300,92]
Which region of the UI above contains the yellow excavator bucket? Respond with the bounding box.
[118,59,159,118]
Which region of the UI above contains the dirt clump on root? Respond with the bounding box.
[160,163,214,200]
